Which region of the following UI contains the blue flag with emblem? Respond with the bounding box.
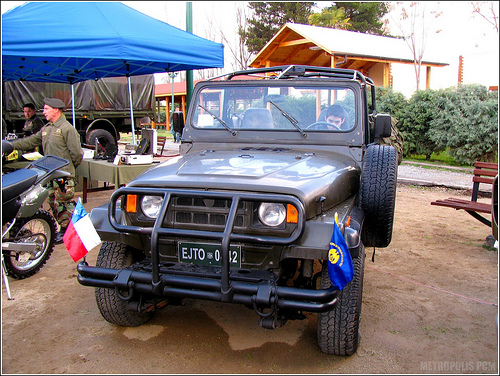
[327,220,354,290]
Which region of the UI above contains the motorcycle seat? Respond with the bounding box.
[2,168,38,203]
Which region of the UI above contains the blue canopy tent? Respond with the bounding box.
[2,1,224,143]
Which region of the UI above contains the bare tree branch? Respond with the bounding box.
[471,1,499,33]
[386,2,442,91]
[219,4,254,71]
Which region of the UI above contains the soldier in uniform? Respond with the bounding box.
[22,103,44,137]
[11,98,83,244]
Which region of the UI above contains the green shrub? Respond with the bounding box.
[398,89,445,159]
[375,86,407,122]
[429,84,498,164]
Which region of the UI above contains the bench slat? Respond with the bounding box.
[472,169,498,177]
[430,161,496,226]
[431,199,491,213]
[474,161,498,170]
[473,176,496,184]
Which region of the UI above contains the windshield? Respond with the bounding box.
[192,83,356,132]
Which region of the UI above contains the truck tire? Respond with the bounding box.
[86,129,116,156]
[359,144,398,248]
[94,241,154,327]
[317,243,365,355]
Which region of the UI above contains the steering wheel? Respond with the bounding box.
[306,121,339,131]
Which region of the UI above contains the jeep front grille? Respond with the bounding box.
[171,196,247,230]
[111,187,305,245]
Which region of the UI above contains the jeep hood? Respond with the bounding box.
[129,148,360,218]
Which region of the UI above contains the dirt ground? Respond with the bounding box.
[1,184,498,374]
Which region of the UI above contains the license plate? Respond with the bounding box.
[178,242,241,268]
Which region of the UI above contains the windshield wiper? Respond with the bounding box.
[268,100,307,138]
[198,104,236,136]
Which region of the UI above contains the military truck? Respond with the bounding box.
[2,74,155,148]
[77,65,398,356]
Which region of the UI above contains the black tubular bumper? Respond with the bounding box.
[77,261,340,312]
[77,186,340,313]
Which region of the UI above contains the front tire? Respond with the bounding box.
[95,241,153,327]
[4,209,56,279]
[317,243,365,355]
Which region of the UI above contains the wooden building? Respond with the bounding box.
[249,23,448,89]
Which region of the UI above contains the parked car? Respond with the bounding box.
[77,65,398,355]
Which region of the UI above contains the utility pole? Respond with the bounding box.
[186,2,193,111]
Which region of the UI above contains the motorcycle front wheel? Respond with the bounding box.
[3,209,57,279]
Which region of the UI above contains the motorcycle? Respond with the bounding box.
[2,140,69,282]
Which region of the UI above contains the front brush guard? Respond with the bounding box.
[77,186,340,314]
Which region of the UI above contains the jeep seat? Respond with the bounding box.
[241,108,273,129]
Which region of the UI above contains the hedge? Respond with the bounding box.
[376,84,498,164]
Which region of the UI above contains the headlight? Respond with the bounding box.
[258,202,286,227]
[141,195,163,219]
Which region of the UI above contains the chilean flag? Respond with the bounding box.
[63,198,101,262]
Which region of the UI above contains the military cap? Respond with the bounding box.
[44,98,65,109]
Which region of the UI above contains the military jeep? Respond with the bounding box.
[77,65,398,356]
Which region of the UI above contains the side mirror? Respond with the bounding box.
[373,114,392,139]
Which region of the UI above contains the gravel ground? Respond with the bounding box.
[397,163,474,191]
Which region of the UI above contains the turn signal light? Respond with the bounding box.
[126,195,137,213]
[286,204,298,223]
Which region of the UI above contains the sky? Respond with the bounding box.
[2,1,499,97]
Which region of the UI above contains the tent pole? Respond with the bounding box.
[170,72,177,131]
[71,84,76,127]
[127,75,136,145]
[186,2,193,110]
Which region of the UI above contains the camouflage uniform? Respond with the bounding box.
[48,178,77,229]
[11,113,83,231]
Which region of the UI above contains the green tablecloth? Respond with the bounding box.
[76,158,156,187]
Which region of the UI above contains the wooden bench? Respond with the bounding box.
[430,161,498,227]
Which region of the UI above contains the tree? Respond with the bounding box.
[240,2,315,54]
[310,2,389,34]
[197,12,223,80]
[220,3,254,71]
[375,86,407,122]
[308,7,351,29]
[398,89,444,159]
[471,1,499,33]
[429,84,498,164]
[386,2,443,91]
[344,2,389,34]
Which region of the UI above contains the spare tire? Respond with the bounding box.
[359,144,398,248]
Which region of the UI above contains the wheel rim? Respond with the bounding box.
[12,218,51,270]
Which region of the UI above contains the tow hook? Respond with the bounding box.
[259,313,287,329]
[114,269,135,301]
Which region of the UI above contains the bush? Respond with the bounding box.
[429,84,498,164]
[398,89,445,159]
[375,86,407,123]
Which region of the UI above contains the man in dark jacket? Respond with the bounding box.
[11,98,83,244]
[22,102,44,137]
